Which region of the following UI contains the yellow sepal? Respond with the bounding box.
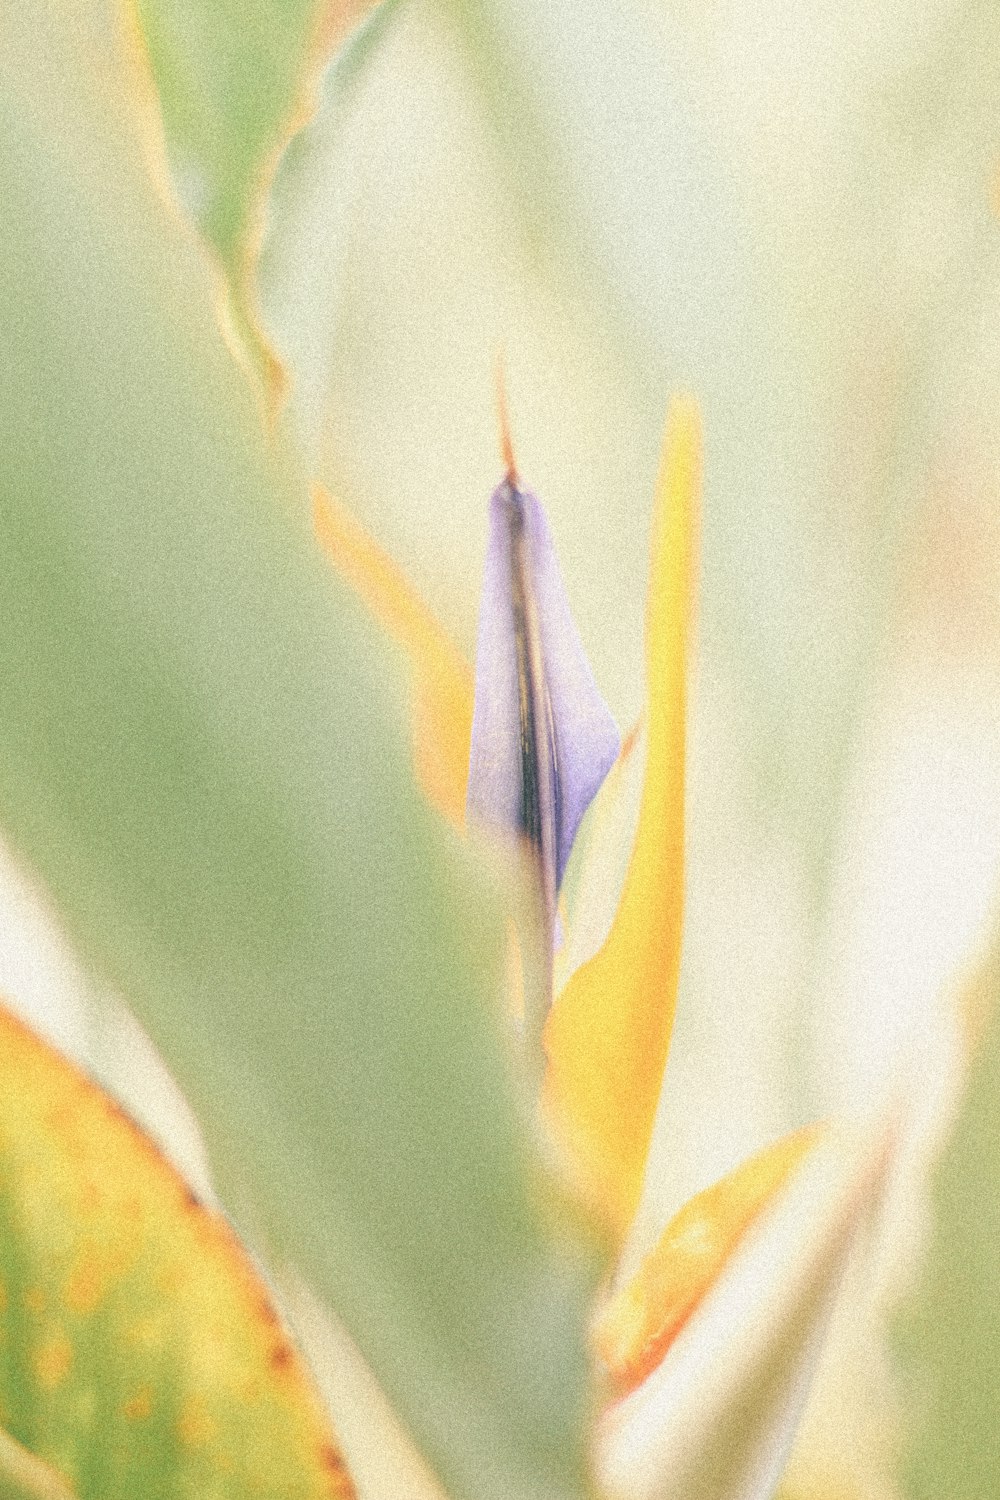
[593,1123,824,1397]
[542,397,699,1235]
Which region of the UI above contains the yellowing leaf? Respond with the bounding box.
[0,1004,353,1500]
[314,483,474,826]
[593,1125,823,1398]
[543,396,699,1235]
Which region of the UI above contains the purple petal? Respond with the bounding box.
[466,478,621,892]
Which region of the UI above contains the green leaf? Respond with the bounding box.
[0,7,599,1500]
[895,950,1000,1500]
[135,0,317,261]
[0,1004,352,1500]
[134,0,389,375]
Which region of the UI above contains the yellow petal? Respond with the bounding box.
[593,1124,824,1398]
[313,485,474,827]
[542,396,699,1235]
[0,1004,353,1498]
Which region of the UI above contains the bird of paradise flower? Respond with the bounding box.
[311,393,889,1499]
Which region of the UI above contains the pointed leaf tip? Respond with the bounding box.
[543,396,700,1235]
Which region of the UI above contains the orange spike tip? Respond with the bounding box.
[495,352,518,484]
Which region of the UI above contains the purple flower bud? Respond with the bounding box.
[467,476,621,914]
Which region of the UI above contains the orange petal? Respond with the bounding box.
[542,397,699,1235]
[593,1124,824,1398]
[313,486,474,827]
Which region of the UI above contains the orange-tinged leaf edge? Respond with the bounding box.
[313,485,474,827]
[0,1002,354,1499]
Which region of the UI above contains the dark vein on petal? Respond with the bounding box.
[503,481,557,1022]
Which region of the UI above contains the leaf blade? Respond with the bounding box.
[895,948,1000,1500]
[134,0,388,382]
[0,7,599,1499]
[0,1004,352,1500]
